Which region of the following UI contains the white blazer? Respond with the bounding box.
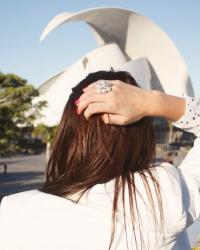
[0,96,200,250]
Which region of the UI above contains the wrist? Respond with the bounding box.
[146,90,186,121]
[144,90,161,117]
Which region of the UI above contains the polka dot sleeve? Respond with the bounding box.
[172,96,200,137]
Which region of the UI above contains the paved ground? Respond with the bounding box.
[0,153,45,199]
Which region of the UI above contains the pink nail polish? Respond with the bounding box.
[75,99,79,105]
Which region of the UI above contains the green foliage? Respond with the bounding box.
[192,235,200,249]
[0,71,46,156]
[32,124,58,144]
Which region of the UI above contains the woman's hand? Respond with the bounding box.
[76,80,157,125]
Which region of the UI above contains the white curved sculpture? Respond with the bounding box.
[38,7,194,126]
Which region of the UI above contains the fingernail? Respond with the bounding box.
[75,99,79,105]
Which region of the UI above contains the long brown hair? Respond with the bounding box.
[40,71,164,250]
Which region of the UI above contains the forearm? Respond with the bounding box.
[147,90,186,122]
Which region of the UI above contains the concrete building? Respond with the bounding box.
[37,7,194,126]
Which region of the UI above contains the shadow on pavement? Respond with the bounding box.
[0,171,45,200]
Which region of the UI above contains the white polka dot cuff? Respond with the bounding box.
[172,96,200,137]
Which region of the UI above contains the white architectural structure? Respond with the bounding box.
[38,7,194,126]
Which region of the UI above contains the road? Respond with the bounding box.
[0,153,45,198]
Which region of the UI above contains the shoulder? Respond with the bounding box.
[155,162,181,184]
[153,162,184,200]
[0,190,41,219]
[153,162,188,231]
[1,189,40,205]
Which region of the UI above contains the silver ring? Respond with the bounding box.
[95,80,112,94]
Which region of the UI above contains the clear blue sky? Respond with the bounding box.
[0,0,200,95]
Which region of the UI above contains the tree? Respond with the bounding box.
[32,124,58,162]
[0,71,46,156]
[192,234,200,249]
